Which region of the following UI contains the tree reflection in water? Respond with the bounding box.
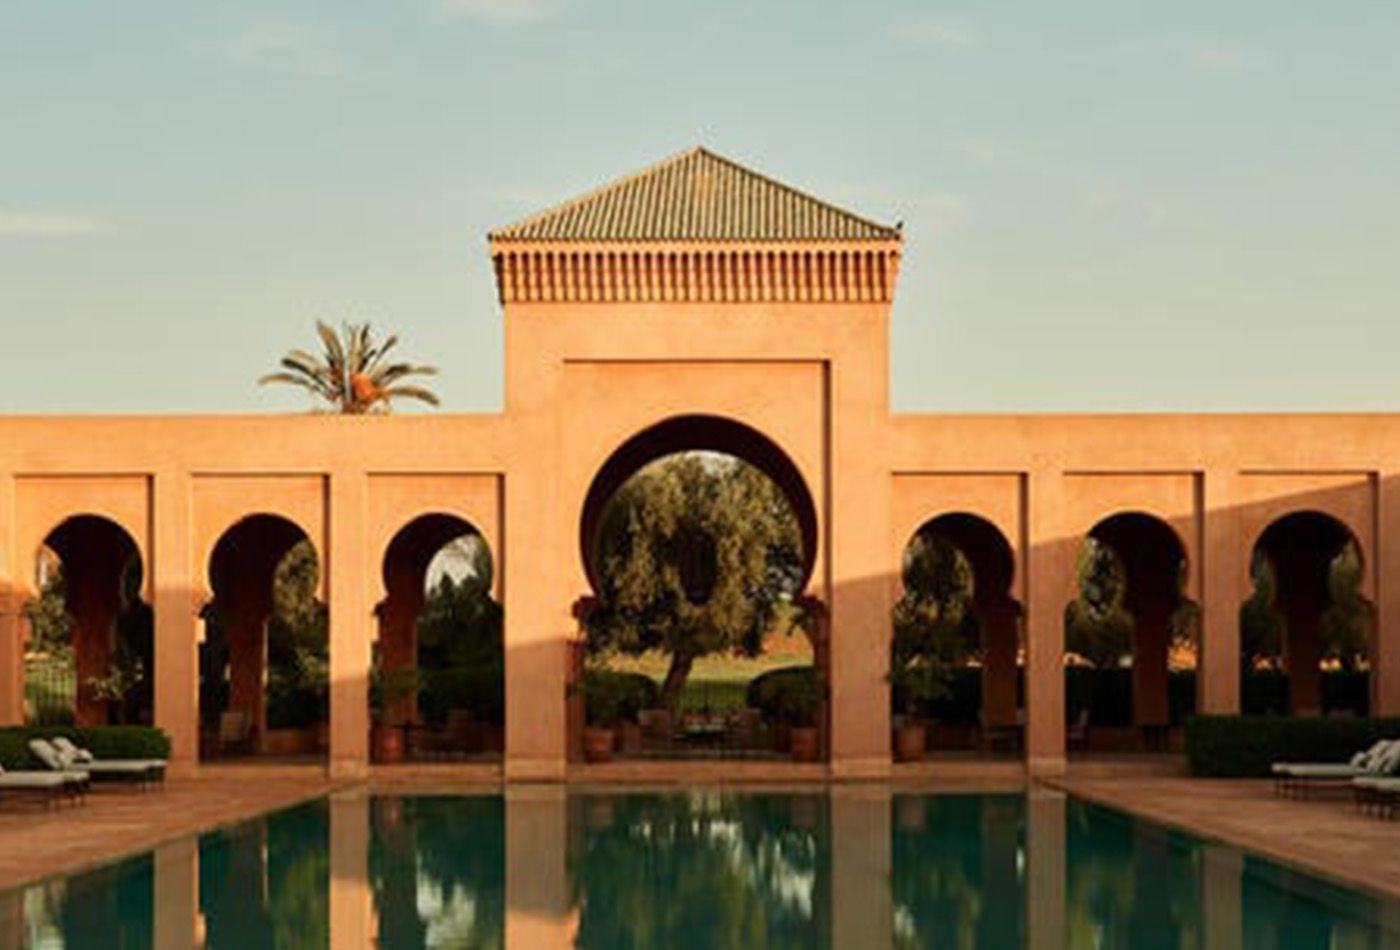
[199,800,330,948]
[570,792,830,949]
[891,793,1024,949]
[10,790,1400,949]
[371,795,504,949]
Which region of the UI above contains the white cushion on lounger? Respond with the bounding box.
[1274,763,1365,778]
[28,738,67,771]
[81,761,158,774]
[0,771,74,788]
[1273,739,1396,775]
[51,737,93,764]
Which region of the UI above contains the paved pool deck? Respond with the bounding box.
[0,771,340,892]
[1049,775,1400,902]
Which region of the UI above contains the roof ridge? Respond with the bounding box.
[487,146,705,242]
[488,146,900,243]
[687,146,898,239]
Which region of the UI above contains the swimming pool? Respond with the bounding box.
[2,789,1396,948]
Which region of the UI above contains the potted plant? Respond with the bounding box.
[574,670,626,763]
[888,661,946,762]
[779,673,824,763]
[86,659,144,726]
[370,665,419,764]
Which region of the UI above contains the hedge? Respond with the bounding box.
[1185,715,1400,777]
[746,666,818,723]
[0,725,171,770]
[419,665,506,725]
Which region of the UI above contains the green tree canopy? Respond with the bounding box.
[584,452,806,711]
[890,531,979,716]
[1064,537,1135,670]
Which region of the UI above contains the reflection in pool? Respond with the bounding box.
[3,789,1398,948]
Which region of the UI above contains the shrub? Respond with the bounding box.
[747,666,820,724]
[611,672,660,721]
[0,725,171,770]
[1185,715,1400,777]
[420,666,504,725]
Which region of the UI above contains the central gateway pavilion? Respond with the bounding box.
[1,147,1398,779]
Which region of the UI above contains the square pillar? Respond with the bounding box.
[1201,843,1242,950]
[329,470,371,778]
[1377,471,1400,716]
[153,471,200,774]
[0,472,19,726]
[1027,787,1066,950]
[0,602,23,727]
[829,341,893,779]
[330,789,374,946]
[505,460,568,781]
[1200,470,1242,714]
[506,786,574,945]
[1027,471,1070,776]
[153,836,199,950]
[830,786,892,950]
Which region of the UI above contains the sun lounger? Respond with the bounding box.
[1272,739,1400,797]
[0,763,88,807]
[1353,775,1400,819]
[29,738,157,789]
[50,737,166,787]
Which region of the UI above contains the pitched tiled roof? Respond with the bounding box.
[489,147,901,242]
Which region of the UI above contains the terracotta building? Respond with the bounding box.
[1,147,1395,779]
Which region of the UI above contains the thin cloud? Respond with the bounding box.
[227,24,347,79]
[1185,42,1268,73]
[0,211,111,238]
[438,0,552,25]
[888,19,977,49]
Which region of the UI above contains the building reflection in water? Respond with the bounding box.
[6,786,1400,948]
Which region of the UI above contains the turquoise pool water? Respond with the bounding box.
[3,790,1397,948]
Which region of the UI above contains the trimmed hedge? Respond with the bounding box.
[0,725,171,770]
[1185,715,1400,777]
[420,666,506,725]
[746,666,819,723]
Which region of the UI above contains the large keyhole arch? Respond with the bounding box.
[579,414,819,595]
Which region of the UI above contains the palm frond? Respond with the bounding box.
[381,385,441,406]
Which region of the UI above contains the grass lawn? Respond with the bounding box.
[604,636,813,713]
[24,653,75,723]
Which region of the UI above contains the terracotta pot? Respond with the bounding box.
[583,726,616,763]
[772,720,792,753]
[895,796,927,831]
[894,722,928,762]
[790,726,820,762]
[372,724,405,764]
[616,720,643,754]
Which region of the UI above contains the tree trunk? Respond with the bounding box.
[660,653,695,714]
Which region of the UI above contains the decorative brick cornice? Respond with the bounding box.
[490,241,900,305]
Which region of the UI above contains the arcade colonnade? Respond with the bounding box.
[3,415,1400,779]
[1,147,1399,778]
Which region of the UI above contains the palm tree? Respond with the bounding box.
[259,321,440,413]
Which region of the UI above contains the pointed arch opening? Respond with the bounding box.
[1064,513,1198,754]
[573,414,822,762]
[25,515,150,726]
[1242,511,1371,716]
[891,514,1023,761]
[200,514,326,761]
[372,514,502,763]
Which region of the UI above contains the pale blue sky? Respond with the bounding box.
[3,2,1398,414]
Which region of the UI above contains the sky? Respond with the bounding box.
[2,1,1398,414]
